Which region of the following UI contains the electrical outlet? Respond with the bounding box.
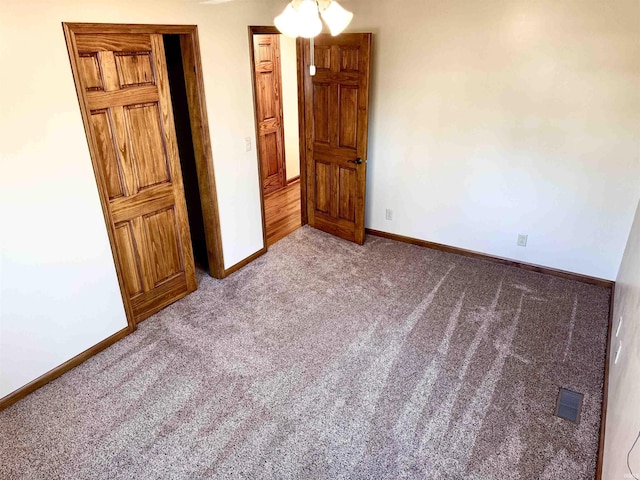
[616,316,623,337]
[517,234,528,247]
[385,209,393,221]
[614,341,622,364]
[245,137,252,152]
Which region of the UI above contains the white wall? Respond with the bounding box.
[0,0,278,398]
[280,34,300,181]
[603,197,640,479]
[349,0,640,280]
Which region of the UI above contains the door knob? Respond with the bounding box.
[348,157,363,165]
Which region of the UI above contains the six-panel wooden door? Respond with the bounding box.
[253,34,287,195]
[71,32,196,323]
[304,33,372,244]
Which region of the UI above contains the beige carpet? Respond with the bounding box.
[0,226,610,479]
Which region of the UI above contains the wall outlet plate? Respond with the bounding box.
[385,209,393,221]
[517,234,528,247]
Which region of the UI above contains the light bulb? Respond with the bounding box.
[275,3,299,38]
[298,0,322,38]
[321,0,353,36]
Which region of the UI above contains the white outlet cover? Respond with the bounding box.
[517,234,528,247]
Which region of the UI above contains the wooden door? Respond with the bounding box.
[70,32,196,323]
[303,33,372,244]
[253,34,287,195]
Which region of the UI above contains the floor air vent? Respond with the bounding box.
[555,388,583,423]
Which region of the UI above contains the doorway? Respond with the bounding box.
[249,26,303,247]
[63,23,226,328]
[249,28,372,251]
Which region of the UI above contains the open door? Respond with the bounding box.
[65,27,197,324]
[253,34,287,195]
[303,33,372,244]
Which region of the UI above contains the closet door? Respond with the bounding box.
[70,31,196,323]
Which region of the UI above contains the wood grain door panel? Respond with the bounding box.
[124,102,172,190]
[143,207,184,286]
[90,109,126,199]
[72,32,196,323]
[253,34,286,195]
[114,51,155,88]
[304,34,372,244]
[338,85,358,150]
[79,53,105,91]
[114,221,144,298]
[313,83,331,145]
[314,160,332,215]
[338,166,356,222]
[257,72,277,121]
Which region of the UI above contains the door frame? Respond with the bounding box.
[296,37,309,226]
[248,26,309,250]
[248,26,281,250]
[63,22,226,330]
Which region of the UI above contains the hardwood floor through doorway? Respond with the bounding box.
[265,180,302,246]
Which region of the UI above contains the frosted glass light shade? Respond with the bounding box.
[275,3,299,38]
[298,0,322,38]
[321,0,353,36]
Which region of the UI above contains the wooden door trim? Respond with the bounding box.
[596,283,615,480]
[366,228,615,288]
[224,247,267,277]
[177,30,226,279]
[63,23,205,35]
[63,24,225,311]
[0,326,131,411]
[300,37,316,229]
[296,37,308,226]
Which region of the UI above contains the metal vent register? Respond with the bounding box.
[555,388,583,423]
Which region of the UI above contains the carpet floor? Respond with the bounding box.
[0,226,610,479]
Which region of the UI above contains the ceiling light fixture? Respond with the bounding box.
[275,0,353,39]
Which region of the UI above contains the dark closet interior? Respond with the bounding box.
[163,34,209,271]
